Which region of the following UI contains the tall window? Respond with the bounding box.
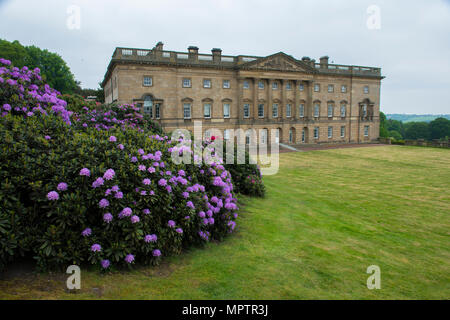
[203,79,211,88]
[340,104,346,117]
[314,83,320,92]
[243,80,249,89]
[243,104,250,118]
[286,104,292,117]
[328,104,334,118]
[258,104,264,117]
[314,127,319,139]
[155,103,160,119]
[289,129,293,143]
[183,103,191,119]
[245,132,251,145]
[302,128,306,142]
[314,103,320,117]
[258,81,265,89]
[299,83,304,91]
[286,82,292,90]
[223,103,230,118]
[144,95,153,117]
[204,103,211,118]
[223,80,230,88]
[182,78,191,88]
[362,104,367,117]
[143,76,152,87]
[341,85,347,93]
[364,125,369,136]
[260,129,267,144]
[328,126,333,138]
[364,86,369,94]
[340,126,345,138]
[328,84,334,93]
[299,104,305,118]
[272,82,278,90]
[272,104,279,118]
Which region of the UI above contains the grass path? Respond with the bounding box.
[1,146,449,299]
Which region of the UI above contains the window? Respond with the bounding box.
[245,133,251,145]
[144,96,153,117]
[155,103,160,119]
[272,104,279,118]
[299,104,305,118]
[364,125,369,136]
[204,103,211,118]
[340,104,346,117]
[286,104,292,117]
[286,82,292,90]
[328,126,333,138]
[243,103,250,118]
[203,79,211,88]
[314,103,320,117]
[364,86,369,94]
[258,81,265,89]
[143,76,152,87]
[223,80,230,89]
[260,129,267,144]
[183,103,191,119]
[340,126,345,138]
[327,104,334,118]
[272,82,278,90]
[182,78,191,88]
[302,128,306,142]
[341,85,347,93]
[204,130,211,140]
[328,84,334,93]
[314,83,320,92]
[224,129,231,140]
[223,103,230,118]
[258,104,264,117]
[243,80,249,89]
[314,127,319,139]
[299,83,304,91]
[362,104,367,117]
[289,129,293,143]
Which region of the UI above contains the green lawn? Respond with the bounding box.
[1,145,449,299]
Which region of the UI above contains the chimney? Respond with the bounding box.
[154,41,164,51]
[212,48,222,62]
[311,59,316,68]
[188,46,199,60]
[320,56,329,68]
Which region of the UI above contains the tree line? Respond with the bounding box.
[380,112,450,141]
[0,39,104,102]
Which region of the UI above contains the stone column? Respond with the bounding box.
[307,80,313,120]
[294,80,299,119]
[237,78,244,122]
[266,78,271,120]
[280,79,285,120]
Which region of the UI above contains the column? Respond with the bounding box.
[294,80,299,119]
[280,79,285,119]
[307,80,314,120]
[266,78,271,120]
[253,78,259,120]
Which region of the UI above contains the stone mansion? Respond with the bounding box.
[101,42,383,144]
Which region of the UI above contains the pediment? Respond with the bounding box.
[239,52,315,73]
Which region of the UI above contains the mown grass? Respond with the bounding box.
[0,145,449,299]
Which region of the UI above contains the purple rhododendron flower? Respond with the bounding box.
[2,103,11,111]
[111,185,119,192]
[120,207,132,217]
[186,201,195,209]
[57,182,68,191]
[103,169,115,180]
[101,259,110,269]
[158,178,167,186]
[92,177,104,188]
[118,144,124,150]
[152,249,161,257]
[125,254,134,263]
[82,228,92,237]
[138,165,146,171]
[109,136,117,142]
[143,178,151,185]
[176,228,183,234]
[115,191,123,199]
[44,135,51,140]
[91,244,101,252]
[168,220,175,228]
[143,208,150,215]
[198,211,206,218]
[144,234,157,243]
[99,198,110,208]
[131,215,140,223]
[103,213,113,223]
[47,191,59,200]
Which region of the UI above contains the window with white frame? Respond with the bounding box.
[243,103,250,118]
[182,78,191,88]
[340,126,345,138]
[144,96,153,117]
[328,104,334,117]
[286,104,292,117]
[299,83,304,91]
[314,127,319,139]
[203,79,211,88]
[223,103,230,118]
[224,129,231,140]
[314,83,320,92]
[341,85,347,93]
[328,84,334,93]
[314,103,320,117]
[143,76,152,87]
[286,82,292,90]
[258,81,265,89]
[245,133,251,145]
[155,103,160,119]
[223,80,230,89]
[260,129,267,144]
[364,86,369,94]
[364,125,369,136]
[243,80,249,89]
[183,103,191,119]
[340,104,346,117]
[203,103,211,118]
[272,104,278,118]
[299,104,305,117]
[362,104,367,117]
[272,82,278,90]
[258,104,264,117]
[328,126,333,138]
[302,128,306,142]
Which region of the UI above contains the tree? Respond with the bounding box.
[429,118,450,140]
[404,122,430,140]
[386,119,405,138]
[389,130,403,141]
[379,111,389,137]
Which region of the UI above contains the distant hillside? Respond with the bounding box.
[386,114,450,123]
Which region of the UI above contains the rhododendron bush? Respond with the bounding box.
[0,59,239,271]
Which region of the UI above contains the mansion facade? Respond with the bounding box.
[101,42,384,144]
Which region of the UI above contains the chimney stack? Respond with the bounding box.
[211,48,222,62]
[154,41,164,51]
[188,46,199,60]
[320,56,329,68]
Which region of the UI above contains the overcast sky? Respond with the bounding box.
[1,0,449,114]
